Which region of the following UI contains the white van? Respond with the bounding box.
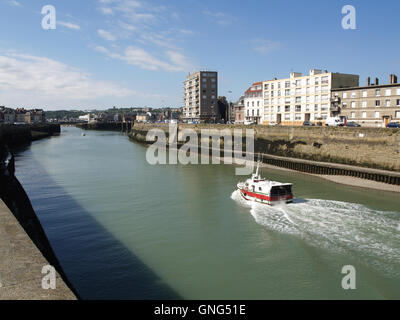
[325,117,344,127]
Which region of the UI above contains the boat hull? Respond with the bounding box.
[239,188,293,205]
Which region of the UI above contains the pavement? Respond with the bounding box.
[0,199,76,300]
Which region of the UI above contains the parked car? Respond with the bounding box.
[268,121,278,126]
[346,121,361,127]
[386,122,400,128]
[244,120,256,125]
[302,121,315,126]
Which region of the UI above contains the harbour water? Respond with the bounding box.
[14,126,400,299]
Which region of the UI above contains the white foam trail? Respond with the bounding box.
[231,190,400,276]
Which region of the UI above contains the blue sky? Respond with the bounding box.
[1,0,400,110]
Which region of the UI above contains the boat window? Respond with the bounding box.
[259,187,262,191]
[270,185,292,196]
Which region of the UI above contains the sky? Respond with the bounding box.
[1,0,400,110]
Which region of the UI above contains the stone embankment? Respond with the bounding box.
[76,122,122,131]
[129,123,400,186]
[0,123,60,146]
[0,123,78,299]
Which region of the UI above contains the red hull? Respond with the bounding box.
[239,189,293,204]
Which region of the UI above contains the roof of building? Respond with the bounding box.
[332,83,400,91]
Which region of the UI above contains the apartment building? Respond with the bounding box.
[183,71,218,122]
[331,75,400,127]
[262,70,359,125]
[244,82,263,124]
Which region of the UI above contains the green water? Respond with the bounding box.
[15,126,400,299]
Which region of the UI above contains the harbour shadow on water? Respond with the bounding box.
[12,145,182,300]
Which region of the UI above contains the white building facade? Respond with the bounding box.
[262,70,359,125]
[243,82,263,124]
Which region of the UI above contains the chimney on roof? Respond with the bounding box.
[375,77,379,86]
[367,77,371,86]
[390,74,398,84]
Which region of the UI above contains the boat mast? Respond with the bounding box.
[255,154,261,178]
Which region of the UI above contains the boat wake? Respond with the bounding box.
[231,190,400,275]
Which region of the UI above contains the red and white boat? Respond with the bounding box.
[237,160,293,205]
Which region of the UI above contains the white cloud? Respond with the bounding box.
[251,39,282,55]
[202,10,235,26]
[8,0,21,6]
[98,29,117,41]
[97,46,193,72]
[99,7,114,15]
[0,53,133,104]
[57,21,81,30]
[94,0,195,73]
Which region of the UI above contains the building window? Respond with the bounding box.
[343,92,347,99]
[285,81,290,88]
[342,102,347,108]
[295,105,301,112]
[264,84,269,90]
[252,110,254,116]
[396,111,400,118]
[211,78,216,83]
[385,89,391,96]
[375,111,380,118]
[351,92,357,98]
[295,97,301,103]
[277,106,281,112]
[375,89,381,96]
[285,105,290,112]
[285,89,291,96]
[351,101,356,108]
[296,80,301,86]
[321,76,329,84]
[351,112,355,118]
[362,101,367,108]
[362,90,367,97]
[257,101,260,107]
[295,113,301,120]
[362,112,367,118]
[314,104,319,111]
[375,100,381,107]
[397,99,400,106]
[385,99,390,107]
